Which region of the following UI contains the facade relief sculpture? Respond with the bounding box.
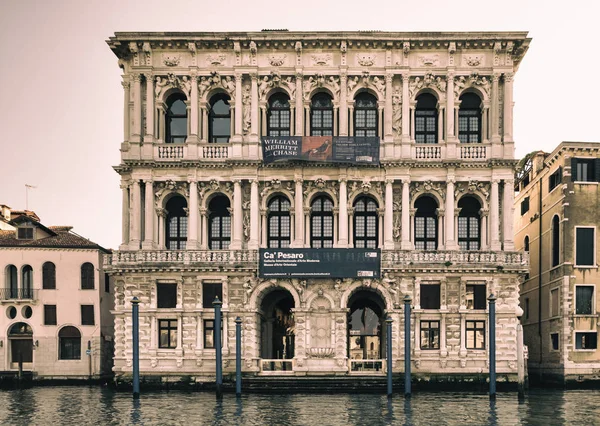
[198,71,236,100]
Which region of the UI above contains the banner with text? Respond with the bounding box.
[259,248,381,279]
[261,136,380,165]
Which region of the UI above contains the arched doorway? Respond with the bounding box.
[259,288,295,371]
[8,322,33,369]
[348,290,386,372]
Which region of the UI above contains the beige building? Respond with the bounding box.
[514,142,600,385]
[0,208,114,380]
[106,30,529,383]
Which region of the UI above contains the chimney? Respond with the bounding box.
[532,151,547,178]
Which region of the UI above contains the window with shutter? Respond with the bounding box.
[575,227,595,266]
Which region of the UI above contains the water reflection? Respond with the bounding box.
[0,387,598,425]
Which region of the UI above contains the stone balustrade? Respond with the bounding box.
[381,250,529,269]
[459,143,489,160]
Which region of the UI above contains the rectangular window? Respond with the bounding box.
[420,320,440,349]
[466,284,486,310]
[81,305,95,326]
[525,298,530,320]
[520,197,530,215]
[466,320,486,349]
[203,319,223,349]
[158,319,178,349]
[575,286,594,315]
[550,288,559,317]
[420,284,441,309]
[44,305,57,325]
[548,167,562,192]
[575,332,597,350]
[104,274,110,293]
[203,283,223,309]
[572,158,597,182]
[17,227,33,240]
[575,227,595,266]
[157,283,177,309]
[551,333,559,351]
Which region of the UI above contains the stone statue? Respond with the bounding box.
[436,76,447,93]
[373,76,386,95]
[329,76,340,98]
[242,85,251,134]
[198,76,211,97]
[259,76,271,99]
[392,90,402,136]
[284,76,296,99]
[454,76,466,97]
[347,76,359,95]
[243,272,258,305]
[181,75,192,97]
[222,76,235,95]
[155,76,168,97]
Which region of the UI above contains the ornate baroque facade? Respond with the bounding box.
[106,31,530,381]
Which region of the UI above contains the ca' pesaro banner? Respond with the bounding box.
[259,248,381,279]
[261,136,380,165]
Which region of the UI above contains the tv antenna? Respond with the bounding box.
[25,184,37,210]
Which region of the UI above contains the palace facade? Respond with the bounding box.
[105,31,529,381]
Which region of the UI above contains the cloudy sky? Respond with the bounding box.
[1,0,598,249]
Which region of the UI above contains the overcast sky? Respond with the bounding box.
[1,0,598,249]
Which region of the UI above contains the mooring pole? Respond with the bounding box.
[488,293,497,400]
[132,296,140,399]
[235,317,242,397]
[386,317,393,398]
[214,296,223,398]
[404,295,412,397]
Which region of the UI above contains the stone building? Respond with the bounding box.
[105,31,529,382]
[0,207,114,380]
[514,143,600,385]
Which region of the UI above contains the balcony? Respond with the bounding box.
[104,250,258,268]
[381,250,529,271]
[152,143,231,162]
[0,288,38,302]
[459,143,488,160]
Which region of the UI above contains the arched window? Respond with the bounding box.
[166,196,188,250]
[8,322,33,364]
[310,93,333,136]
[524,236,530,252]
[458,196,481,250]
[354,196,378,248]
[414,196,438,250]
[6,265,18,299]
[209,94,231,143]
[43,262,56,290]
[311,195,334,248]
[81,262,95,290]
[21,265,33,299]
[267,93,291,136]
[209,196,231,250]
[415,93,438,144]
[354,92,378,137]
[165,93,187,143]
[58,326,81,360]
[552,215,560,267]
[268,196,291,248]
[458,93,482,143]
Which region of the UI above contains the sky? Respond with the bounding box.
[1,0,599,249]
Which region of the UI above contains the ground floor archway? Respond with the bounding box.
[259,288,295,361]
[347,289,386,371]
[8,322,33,369]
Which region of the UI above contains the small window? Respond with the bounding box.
[575,227,595,266]
[157,283,177,309]
[571,158,598,182]
[520,197,530,215]
[420,284,440,309]
[550,288,559,317]
[208,94,231,143]
[524,236,530,252]
[81,263,95,289]
[165,93,188,144]
[42,262,56,290]
[208,196,231,250]
[44,305,57,325]
[420,320,440,349]
[17,227,33,240]
[466,284,486,310]
[415,93,438,144]
[525,298,530,320]
[466,320,486,349]
[81,305,95,326]
[575,286,594,315]
[203,319,223,349]
[575,332,597,350]
[104,274,110,293]
[22,306,32,319]
[551,216,560,267]
[159,319,178,349]
[550,333,559,351]
[548,167,562,192]
[202,283,223,309]
[59,326,81,360]
[7,306,16,319]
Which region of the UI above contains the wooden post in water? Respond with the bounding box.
[386,317,393,398]
[132,297,140,399]
[213,296,223,398]
[404,295,412,398]
[235,317,242,397]
[488,293,497,400]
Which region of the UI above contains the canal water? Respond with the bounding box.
[0,387,598,425]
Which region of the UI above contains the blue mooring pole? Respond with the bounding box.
[386,317,393,398]
[488,293,497,400]
[132,297,140,399]
[235,317,242,397]
[404,295,412,397]
[213,296,223,398]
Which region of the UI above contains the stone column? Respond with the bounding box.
[201,104,209,143]
[120,183,130,248]
[156,208,166,249]
[304,207,311,247]
[130,180,141,249]
[250,74,259,137]
[189,75,199,140]
[337,178,348,247]
[261,208,268,247]
[384,179,395,249]
[480,209,489,250]
[122,80,130,142]
[446,73,455,139]
[293,178,304,247]
[295,73,303,136]
[234,73,243,137]
[401,74,410,142]
[144,73,154,141]
[260,105,267,136]
[503,73,514,142]
[503,179,515,250]
[200,207,208,249]
[289,106,295,135]
[378,106,384,138]
[348,208,354,247]
[348,104,354,136]
[490,179,501,250]
[437,209,445,250]
[339,73,348,136]
[187,180,198,249]
[132,74,142,142]
[401,179,412,250]
[142,180,154,249]
[410,105,416,141]
[249,179,259,249]
[231,180,243,250]
[491,74,500,142]
[445,178,457,249]
[384,73,393,138]
[304,104,310,136]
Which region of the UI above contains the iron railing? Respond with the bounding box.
[0,288,38,301]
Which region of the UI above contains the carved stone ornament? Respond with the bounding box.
[410,180,445,202]
[409,73,446,97]
[197,71,236,100]
[162,54,180,67]
[463,55,484,67]
[311,53,332,66]
[242,85,251,134]
[154,180,189,206]
[303,74,339,100]
[304,179,339,198]
[453,72,490,97]
[392,90,402,136]
[418,54,439,67]
[454,180,490,201]
[268,54,286,66]
[260,179,293,198]
[357,53,376,67]
[206,54,226,66]
[346,73,385,97]
[258,71,296,100]
[198,179,233,199]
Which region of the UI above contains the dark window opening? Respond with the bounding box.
[310,195,334,248]
[44,305,57,325]
[267,93,291,136]
[551,333,559,350]
[202,283,223,309]
[310,93,334,136]
[165,93,187,143]
[458,92,482,143]
[548,167,562,192]
[158,319,178,349]
[466,320,486,349]
[576,227,595,266]
[203,319,223,349]
[157,283,177,309]
[466,284,486,310]
[524,236,530,252]
[17,228,33,240]
[420,284,441,309]
[166,196,188,250]
[414,196,438,250]
[267,196,291,248]
[354,92,378,137]
[458,196,481,250]
[576,286,594,315]
[209,94,231,143]
[81,305,95,326]
[552,216,560,267]
[353,196,378,249]
[21,265,33,298]
[59,326,81,360]
[43,262,56,290]
[104,274,110,293]
[575,332,597,350]
[572,158,598,183]
[420,320,440,349]
[209,196,231,250]
[415,93,438,144]
[520,197,530,215]
[81,262,95,290]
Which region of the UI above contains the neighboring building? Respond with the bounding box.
[106,31,529,383]
[0,208,114,380]
[514,143,600,385]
